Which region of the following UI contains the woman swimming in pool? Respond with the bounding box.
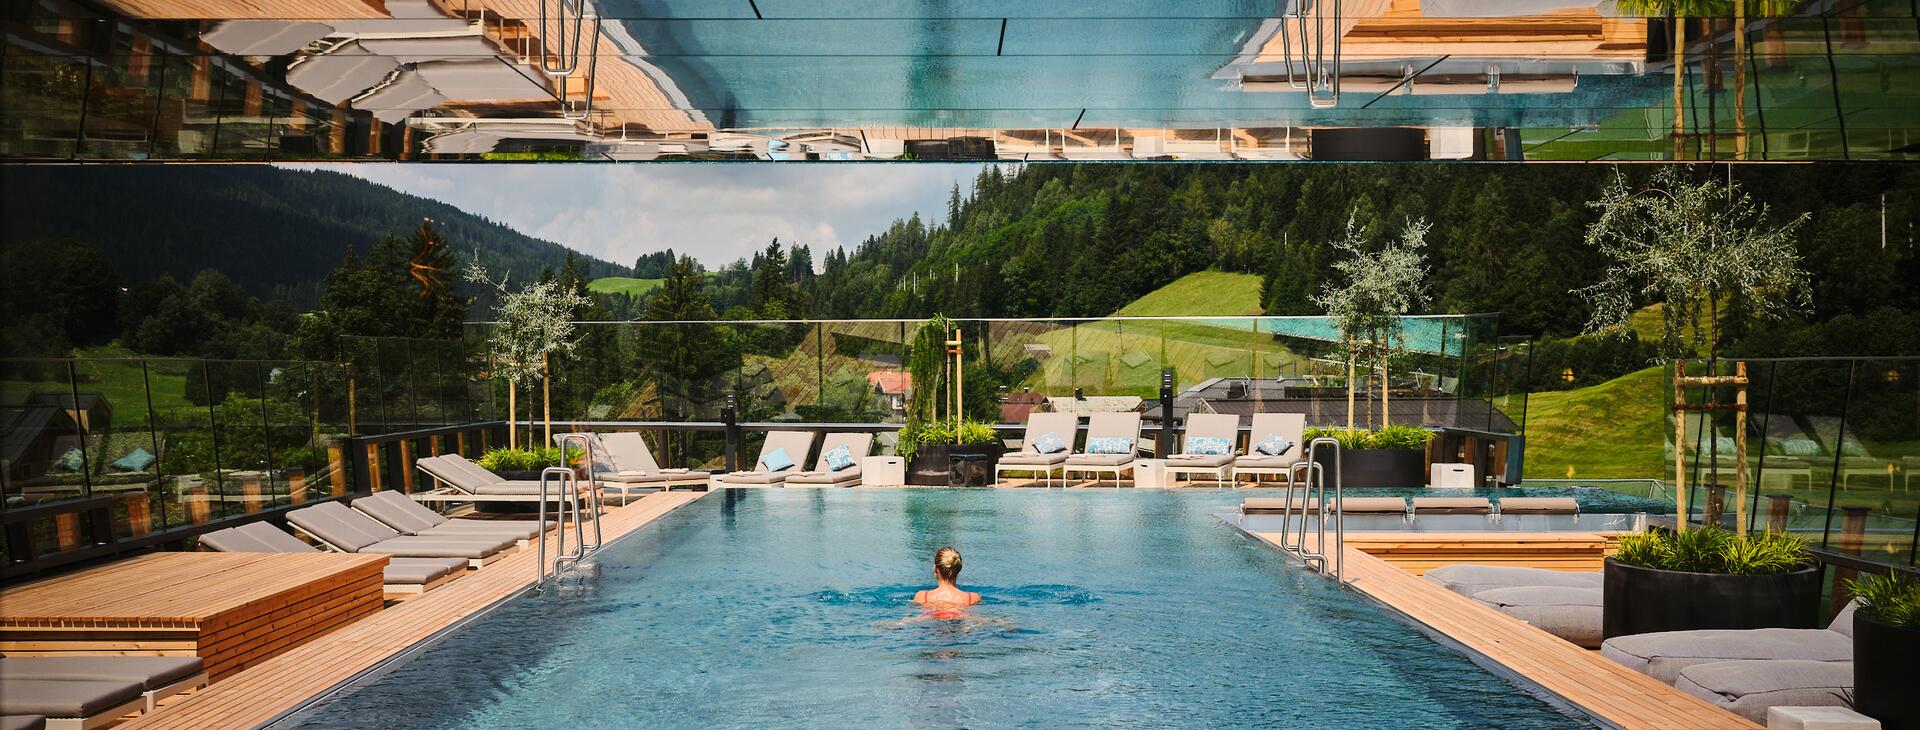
[912,547,981,619]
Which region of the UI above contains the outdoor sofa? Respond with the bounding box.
[1600,602,1858,685]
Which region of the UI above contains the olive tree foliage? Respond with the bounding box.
[1576,167,1810,361]
[464,262,589,386]
[1313,213,1431,429]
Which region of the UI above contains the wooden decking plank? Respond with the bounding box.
[123,490,705,729]
[1254,531,1757,729]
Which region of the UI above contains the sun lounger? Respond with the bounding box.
[287,502,516,568]
[413,454,565,502]
[1164,413,1240,487]
[1497,497,1580,515]
[1412,497,1491,514]
[1471,586,1604,648]
[1600,603,1857,684]
[1424,564,1603,597]
[1239,497,1408,514]
[0,679,143,730]
[1231,413,1307,487]
[994,412,1078,487]
[0,657,206,714]
[783,432,874,487]
[352,490,551,542]
[1062,412,1142,487]
[1673,659,1854,723]
[200,522,468,595]
[712,431,815,487]
[586,432,709,498]
[0,715,45,730]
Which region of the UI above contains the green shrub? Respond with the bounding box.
[1302,424,1434,451]
[897,418,999,460]
[477,446,580,472]
[1847,572,1920,628]
[1612,527,1813,575]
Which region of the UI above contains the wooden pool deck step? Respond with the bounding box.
[1254,531,1758,730]
[122,489,709,730]
[1338,531,1623,575]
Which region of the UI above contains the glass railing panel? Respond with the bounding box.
[68,359,162,538]
[820,320,908,423]
[147,359,222,525]
[0,360,88,509]
[1833,358,1916,566]
[0,50,87,159]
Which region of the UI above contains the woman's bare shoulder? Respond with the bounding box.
[967,592,982,605]
[912,589,928,604]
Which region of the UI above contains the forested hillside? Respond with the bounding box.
[0,166,620,306]
[804,164,1919,342]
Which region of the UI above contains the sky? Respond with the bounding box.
[285,164,987,270]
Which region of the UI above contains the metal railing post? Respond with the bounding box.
[722,393,740,472]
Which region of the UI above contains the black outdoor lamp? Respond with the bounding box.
[1561,367,1576,384]
[1886,367,1902,384]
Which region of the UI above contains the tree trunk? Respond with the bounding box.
[1380,339,1391,430]
[542,352,552,449]
[1733,3,1747,160]
[1673,14,1687,160]
[1345,337,1356,432]
[507,382,518,448]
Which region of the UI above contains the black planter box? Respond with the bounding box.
[906,444,1003,486]
[1855,613,1920,730]
[1601,558,1822,639]
[1311,448,1423,488]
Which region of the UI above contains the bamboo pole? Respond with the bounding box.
[1673,15,1687,160]
[1734,361,1750,536]
[1673,360,1690,532]
[1733,2,1747,160]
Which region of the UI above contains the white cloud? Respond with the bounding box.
[280,163,987,270]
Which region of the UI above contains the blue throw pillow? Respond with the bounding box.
[1186,435,1231,456]
[1254,433,1293,457]
[824,446,855,472]
[1088,436,1134,455]
[760,447,795,472]
[1031,432,1066,454]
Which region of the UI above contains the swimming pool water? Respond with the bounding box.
[282,490,1591,729]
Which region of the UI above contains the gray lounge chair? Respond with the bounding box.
[585,432,709,498]
[414,454,585,504]
[783,432,874,487]
[1600,603,1857,684]
[1423,564,1602,597]
[200,521,468,595]
[1673,659,1854,723]
[1062,412,1141,487]
[1231,413,1307,487]
[287,502,516,568]
[1471,586,1604,648]
[0,679,143,730]
[1163,413,1240,487]
[353,490,551,542]
[0,657,205,714]
[711,431,815,487]
[994,412,1079,487]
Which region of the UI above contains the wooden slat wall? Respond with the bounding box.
[95,0,388,19]
[123,490,706,730]
[1341,532,1623,575]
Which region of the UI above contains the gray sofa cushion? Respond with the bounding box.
[999,451,1069,467]
[784,468,860,486]
[383,557,469,585]
[1826,601,1858,638]
[0,715,46,730]
[1675,660,1853,723]
[1064,454,1133,467]
[0,656,204,689]
[1165,454,1233,468]
[713,471,786,485]
[1600,629,1853,685]
[1471,586,1604,648]
[1412,497,1491,514]
[1497,497,1580,514]
[1423,564,1602,597]
[0,679,142,717]
[1233,454,1299,469]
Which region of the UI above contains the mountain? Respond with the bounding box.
[0,166,621,307]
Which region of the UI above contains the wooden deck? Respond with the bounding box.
[1252,531,1759,730]
[0,552,387,681]
[1339,531,1622,575]
[121,489,708,730]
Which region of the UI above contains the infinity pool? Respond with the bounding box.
[281,490,1590,729]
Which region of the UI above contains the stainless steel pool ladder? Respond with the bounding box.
[1282,437,1345,583]
[536,433,605,584]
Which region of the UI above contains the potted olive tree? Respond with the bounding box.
[465,261,589,450]
[1303,424,1432,487]
[1313,213,1430,433]
[1602,526,1819,638]
[1846,571,1920,729]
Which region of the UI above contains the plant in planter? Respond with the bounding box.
[897,316,1004,485]
[477,446,582,481]
[899,419,1002,486]
[1844,571,1920,729]
[1302,424,1434,487]
[1312,212,1430,432]
[1603,526,1819,638]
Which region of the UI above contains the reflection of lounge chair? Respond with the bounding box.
[585,432,710,498]
[287,502,515,568]
[200,521,468,596]
[1231,413,1306,487]
[995,412,1079,487]
[352,490,550,542]
[1062,412,1141,487]
[781,432,874,487]
[0,656,206,714]
[1164,413,1239,487]
[711,431,815,487]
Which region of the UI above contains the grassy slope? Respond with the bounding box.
[1114,271,1265,316]
[1522,365,1669,480]
[587,277,664,298]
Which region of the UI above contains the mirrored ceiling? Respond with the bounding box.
[3,0,1916,161]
